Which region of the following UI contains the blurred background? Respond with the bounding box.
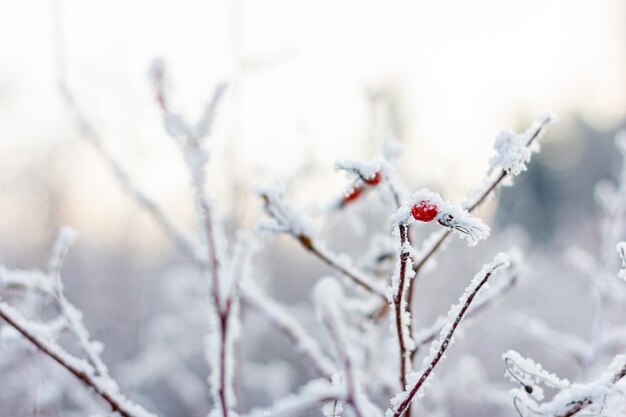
[0,0,625,416]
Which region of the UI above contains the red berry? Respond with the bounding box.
[411,200,438,222]
[342,186,363,205]
[364,171,382,186]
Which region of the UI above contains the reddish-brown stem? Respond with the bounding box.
[391,269,495,417]
[0,304,149,417]
[195,186,231,417]
[413,273,517,348]
[393,224,411,390]
[297,235,386,299]
[555,364,626,417]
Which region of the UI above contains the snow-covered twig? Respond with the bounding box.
[503,352,626,417]
[412,268,517,347]
[404,114,555,359]
[54,40,202,265]
[389,223,416,391]
[387,253,510,417]
[240,282,336,378]
[315,277,382,417]
[408,113,555,284]
[0,301,156,417]
[244,379,344,417]
[0,231,156,417]
[257,183,386,299]
[149,59,238,417]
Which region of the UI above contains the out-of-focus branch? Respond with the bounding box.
[0,230,156,417]
[315,277,381,417]
[240,283,336,379]
[0,301,156,417]
[257,185,386,300]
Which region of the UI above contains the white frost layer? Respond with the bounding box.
[255,182,317,238]
[386,253,509,416]
[488,113,556,176]
[394,188,490,247]
[334,159,381,182]
[617,242,626,281]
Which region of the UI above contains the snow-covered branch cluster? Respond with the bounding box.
[1,46,576,417]
[0,230,156,417]
[499,129,626,417]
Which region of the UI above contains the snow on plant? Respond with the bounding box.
[0,31,569,417]
[386,253,510,417]
[393,189,491,247]
[500,130,626,417]
[256,181,387,299]
[0,230,156,417]
[488,112,556,177]
[617,242,626,281]
[504,351,626,417]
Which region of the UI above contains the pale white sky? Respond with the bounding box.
[0,0,624,239]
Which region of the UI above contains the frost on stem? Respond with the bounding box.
[239,281,336,379]
[386,253,510,417]
[487,113,556,177]
[0,229,156,417]
[503,351,626,417]
[256,182,386,298]
[462,112,556,208]
[314,277,382,417]
[255,182,317,238]
[333,159,385,208]
[503,350,570,404]
[616,242,626,281]
[244,378,343,417]
[394,189,490,247]
[149,58,227,146]
[150,57,239,417]
[413,262,518,347]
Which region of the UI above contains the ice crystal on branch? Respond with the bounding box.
[386,253,510,417]
[255,182,317,238]
[335,159,382,183]
[504,352,626,417]
[503,350,570,402]
[394,189,490,247]
[617,242,626,281]
[488,113,556,177]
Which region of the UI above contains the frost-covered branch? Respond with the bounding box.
[0,300,156,417]
[0,230,156,417]
[387,253,510,417]
[150,59,237,417]
[315,277,382,417]
[503,351,626,417]
[244,379,344,417]
[408,113,555,284]
[240,282,336,378]
[257,183,386,299]
[389,223,416,391]
[413,267,517,347]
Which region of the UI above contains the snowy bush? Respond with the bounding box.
[2,53,626,417]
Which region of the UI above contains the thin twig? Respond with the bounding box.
[390,267,500,417]
[0,301,155,417]
[297,235,386,299]
[406,117,552,363]
[393,223,411,390]
[555,364,626,417]
[413,271,517,348]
